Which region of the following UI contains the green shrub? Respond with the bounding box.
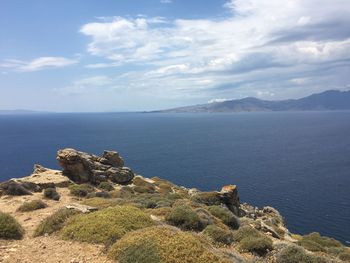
[239,235,273,256]
[17,200,47,212]
[108,226,230,263]
[339,250,350,261]
[203,225,234,245]
[61,206,154,245]
[191,192,222,206]
[110,186,134,198]
[98,181,114,191]
[68,184,94,197]
[0,212,24,239]
[165,205,206,231]
[87,191,111,199]
[298,232,343,253]
[0,181,32,196]
[129,194,174,209]
[81,197,120,209]
[208,205,240,229]
[34,208,78,236]
[43,187,60,201]
[232,225,261,241]
[276,245,327,263]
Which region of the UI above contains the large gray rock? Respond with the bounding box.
[57,148,133,185]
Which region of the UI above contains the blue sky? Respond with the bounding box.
[1,0,350,112]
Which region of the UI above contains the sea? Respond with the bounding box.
[0,111,349,244]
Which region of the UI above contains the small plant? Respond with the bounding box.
[232,225,261,241]
[34,208,78,236]
[298,232,343,253]
[81,197,120,209]
[108,226,230,263]
[165,205,205,231]
[61,206,154,245]
[17,200,47,212]
[98,181,114,191]
[87,191,111,199]
[0,212,24,239]
[203,225,234,245]
[0,181,32,196]
[133,177,156,194]
[239,235,273,256]
[191,192,222,206]
[208,205,240,229]
[338,250,350,261]
[43,187,60,201]
[276,245,328,263]
[68,184,94,197]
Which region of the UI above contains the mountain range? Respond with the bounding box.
[155,90,350,113]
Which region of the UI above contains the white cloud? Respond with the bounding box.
[0,57,78,72]
[208,98,231,103]
[76,0,350,101]
[58,76,112,95]
[160,0,172,3]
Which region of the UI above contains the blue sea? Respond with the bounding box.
[0,112,349,244]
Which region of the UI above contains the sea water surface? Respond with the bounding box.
[0,112,349,244]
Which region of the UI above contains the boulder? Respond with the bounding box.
[57,148,133,185]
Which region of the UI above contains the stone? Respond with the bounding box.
[108,167,134,185]
[219,185,241,216]
[57,148,133,185]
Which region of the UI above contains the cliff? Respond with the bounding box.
[0,149,349,263]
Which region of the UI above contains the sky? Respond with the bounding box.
[1,0,350,112]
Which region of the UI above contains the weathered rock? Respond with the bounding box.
[191,184,241,216]
[108,167,134,185]
[57,148,133,185]
[17,164,71,189]
[219,185,241,216]
[100,150,124,167]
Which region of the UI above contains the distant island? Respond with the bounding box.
[154,90,350,113]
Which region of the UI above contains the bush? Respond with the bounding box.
[17,200,47,212]
[34,208,78,236]
[208,205,240,229]
[98,182,114,191]
[165,205,206,231]
[69,184,94,197]
[110,186,134,198]
[339,250,350,261]
[203,225,234,245]
[61,206,154,245]
[87,191,111,199]
[239,235,273,256]
[108,226,230,263]
[191,192,222,206]
[43,188,60,201]
[133,177,156,194]
[0,212,24,239]
[276,245,326,263]
[81,197,120,209]
[298,232,343,253]
[0,181,32,196]
[232,225,261,241]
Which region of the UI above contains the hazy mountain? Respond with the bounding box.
[155,90,350,113]
[0,110,50,115]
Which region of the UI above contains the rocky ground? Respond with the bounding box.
[0,148,349,263]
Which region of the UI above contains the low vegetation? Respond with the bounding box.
[208,205,240,229]
[191,192,222,206]
[34,208,78,236]
[61,206,154,246]
[43,187,60,201]
[0,211,24,239]
[233,225,273,256]
[165,205,206,231]
[98,181,114,191]
[68,184,95,197]
[276,245,329,263]
[132,177,156,194]
[108,226,230,263]
[202,225,234,245]
[81,197,121,209]
[17,199,47,212]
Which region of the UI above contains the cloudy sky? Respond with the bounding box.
[1,0,350,112]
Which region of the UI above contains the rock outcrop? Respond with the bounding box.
[57,148,133,185]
